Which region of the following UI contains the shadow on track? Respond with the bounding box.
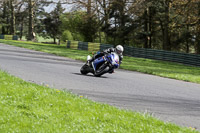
[72,73,108,78]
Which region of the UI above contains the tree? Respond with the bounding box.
[0,0,22,35]
[70,0,99,42]
[0,1,8,34]
[43,2,64,44]
[61,11,98,42]
[60,12,83,38]
[95,0,112,42]
[79,14,98,42]
[110,0,135,45]
[0,0,12,35]
[15,2,28,40]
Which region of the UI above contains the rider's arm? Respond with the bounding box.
[119,55,123,64]
[103,47,115,54]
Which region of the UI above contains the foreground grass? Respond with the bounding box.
[0,70,198,132]
[0,39,200,84]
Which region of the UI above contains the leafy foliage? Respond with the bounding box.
[0,0,200,53]
[61,30,73,41]
[61,11,98,42]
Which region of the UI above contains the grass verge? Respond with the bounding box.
[0,39,200,84]
[0,70,198,132]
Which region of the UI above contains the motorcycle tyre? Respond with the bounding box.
[80,64,89,75]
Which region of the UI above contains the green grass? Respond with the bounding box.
[1,39,200,84]
[20,36,58,43]
[0,70,198,132]
[121,56,200,83]
[36,36,55,43]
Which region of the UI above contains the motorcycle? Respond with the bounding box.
[80,52,120,77]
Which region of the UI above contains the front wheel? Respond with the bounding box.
[80,64,89,75]
[94,64,109,77]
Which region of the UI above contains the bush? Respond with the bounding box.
[72,33,84,41]
[61,30,73,42]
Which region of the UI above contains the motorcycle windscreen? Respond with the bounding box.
[92,57,105,71]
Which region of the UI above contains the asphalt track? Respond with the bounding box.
[0,43,200,129]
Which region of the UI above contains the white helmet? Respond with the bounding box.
[115,45,124,55]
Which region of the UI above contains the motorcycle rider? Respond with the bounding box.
[87,45,124,67]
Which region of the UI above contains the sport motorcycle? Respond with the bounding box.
[80,52,120,77]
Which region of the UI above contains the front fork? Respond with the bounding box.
[105,62,114,73]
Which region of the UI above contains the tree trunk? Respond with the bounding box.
[144,9,148,48]
[10,0,15,35]
[53,38,56,44]
[186,24,189,53]
[163,0,170,51]
[20,17,24,40]
[148,7,152,48]
[28,0,34,41]
[159,19,165,50]
[6,1,9,34]
[103,0,109,42]
[119,1,126,45]
[96,1,101,43]
[114,15,117,45]
[87,0,91,15]
[144,7,152,49]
